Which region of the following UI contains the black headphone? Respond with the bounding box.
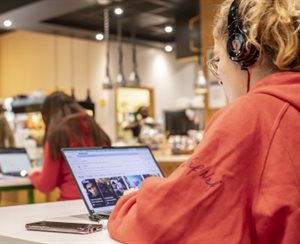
[227,0,259,69]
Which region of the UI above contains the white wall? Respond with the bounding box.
[109,42,196,121]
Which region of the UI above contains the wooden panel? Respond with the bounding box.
[200,0,224,126]
[0,31,55,97]
[0,188,60,206]
[154,154,190,177]
[158,162,181,177]
[0,31,94,99]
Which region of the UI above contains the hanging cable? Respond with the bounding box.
[246,68,251,93]
[70,37,76,99]
[102,8,113,89]
[86,42,92,102]
[128,28,140,86]
[116,19,126,86]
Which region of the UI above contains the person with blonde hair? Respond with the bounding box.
[107,0,300,243]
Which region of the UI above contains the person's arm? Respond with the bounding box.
[28,142,60,193]
[122,120,139,130]
[108,98,269,243]
[108,144,245,242]
[108,159,237,243]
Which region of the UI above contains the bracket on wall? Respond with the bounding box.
[188,15,201,53]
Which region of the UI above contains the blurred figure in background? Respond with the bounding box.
[123,106,163,147]
[123,106,151,139]
[0,104,15,147]
[29,91,111,201]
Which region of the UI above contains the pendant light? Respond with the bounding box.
[128,29,140,87]
[115,20,126,87]
[194,53,207,94]
[102,8,113,89]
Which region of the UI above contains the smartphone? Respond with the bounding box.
[25,221,102,234]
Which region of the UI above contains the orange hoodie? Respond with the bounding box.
[108,72,300,244]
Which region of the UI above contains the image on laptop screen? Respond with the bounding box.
[0,148,32,176]
[62,146,163,216]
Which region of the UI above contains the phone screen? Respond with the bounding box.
[25,221,102,234]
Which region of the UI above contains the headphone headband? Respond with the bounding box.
[227,0,259,69]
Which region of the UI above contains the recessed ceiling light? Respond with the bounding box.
[95,33,104,41]
[97,0,111,5]
[3,20,12,28]
[164,45,173,53]
[164,26,173,33]
[114,7,124,15]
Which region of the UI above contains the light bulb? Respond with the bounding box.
[103,75,113,89]
[195,68,208,94]
[164,26,173,33]
[3,20,12,28]
[95,33,104,41]
[114,7,124,15]
[164,45,173,53]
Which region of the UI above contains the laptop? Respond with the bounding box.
[61,146,164,221]
[0,148,32,177]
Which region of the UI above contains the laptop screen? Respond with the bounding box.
[62,146,163,215]
[0,148,32,176]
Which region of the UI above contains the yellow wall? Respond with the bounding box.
[1,31,55,96]
[0,31,102,98]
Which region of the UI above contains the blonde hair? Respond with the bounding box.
[213,0,300,71]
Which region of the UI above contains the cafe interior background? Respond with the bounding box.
[0,0,226,205]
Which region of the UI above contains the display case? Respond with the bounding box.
[4,96,44,150]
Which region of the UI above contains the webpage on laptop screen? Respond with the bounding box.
[0,154,31,174]
[64,148,162,213]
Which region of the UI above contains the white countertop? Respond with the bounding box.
[0,174,31,187]
[0,200,119,244]
[154,154,191,163]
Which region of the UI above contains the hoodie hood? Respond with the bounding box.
[251,72,300,111]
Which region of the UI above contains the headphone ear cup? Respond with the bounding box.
[227,33,247,62]
[227,0,259,69]
[227,32,259,69]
